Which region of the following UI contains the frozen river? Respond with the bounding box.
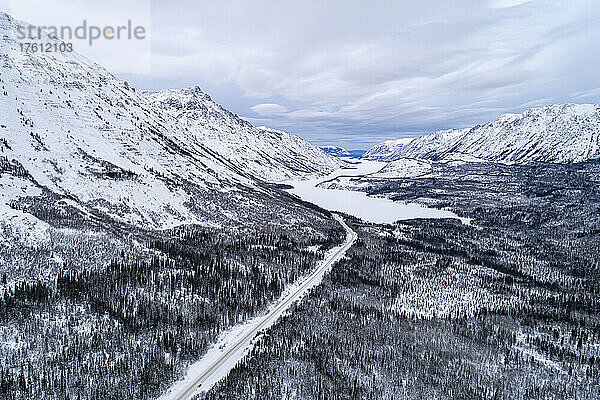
[284,159,467,224]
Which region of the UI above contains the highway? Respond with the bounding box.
[165,214,357,400]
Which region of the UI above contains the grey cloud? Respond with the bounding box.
[250,103,288,115]
[5,0,599,148]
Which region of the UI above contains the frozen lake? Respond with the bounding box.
[284,159,467,224]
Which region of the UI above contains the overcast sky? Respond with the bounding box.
[3,0,600,149]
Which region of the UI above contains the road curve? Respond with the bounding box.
[164,214,357,400]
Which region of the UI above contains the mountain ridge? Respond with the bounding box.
[0,12,341,237]
[147,87,342,182]
[364,103,600,164]
[320,145,351,157]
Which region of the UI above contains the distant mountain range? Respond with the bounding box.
[3,7,599,244]
[320,145,365,158]
[364,104,600,164]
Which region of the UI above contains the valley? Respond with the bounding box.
[0,9,599,400]
[204,160,600,400]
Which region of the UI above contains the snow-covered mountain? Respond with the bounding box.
[362,138,415,161]
[0,12,340,237]
[320,145,351,157]
[147,89,341,182]
[368,158,432,178]
[0,13,256,232]
[364,104,600,164]
[320,146,367,158]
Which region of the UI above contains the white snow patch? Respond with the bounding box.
[0,176,50,246]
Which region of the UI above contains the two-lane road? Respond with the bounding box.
[163,214,356,400]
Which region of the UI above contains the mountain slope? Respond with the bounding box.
[320,145,351,157]
[0,13,349,400]
[0,12,341,240]
[364,104,600,164]
[0,14,267,231]
[147,88,342,182]
[362,137,416,161]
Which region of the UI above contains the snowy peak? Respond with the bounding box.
[320,146,366,158]
[365,104,600,164]
[362,137,415,161]
[153,86,214,112]
[1,15,263,230]
[147,91,342,182]
[0,13,340,233]
[320,145,351,157]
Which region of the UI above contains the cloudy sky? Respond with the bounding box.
[3,0,600,149]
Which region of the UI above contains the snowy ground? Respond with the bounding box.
[283,158,466,224]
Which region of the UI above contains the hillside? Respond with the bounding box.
[147,89,341,182]
[0,11,340,278]
[364,104,600,164]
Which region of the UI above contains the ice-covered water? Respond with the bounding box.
[285,159,468,224]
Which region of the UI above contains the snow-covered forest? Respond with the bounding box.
[205,161,600,399]
[0,196,344,399]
